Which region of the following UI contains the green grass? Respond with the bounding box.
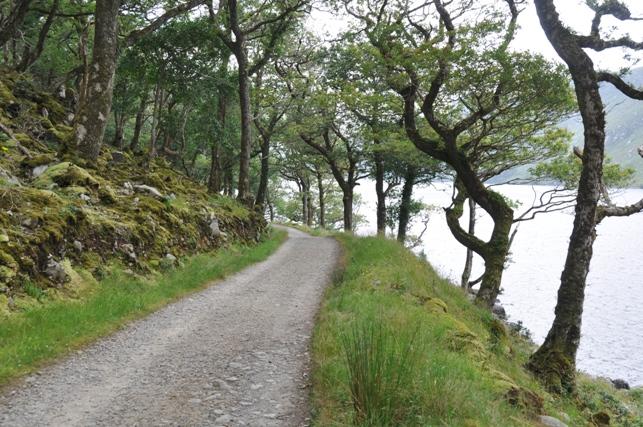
[0,228,287,386]
[311,234,643,426]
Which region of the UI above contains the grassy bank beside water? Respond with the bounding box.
[311,234,642,426]
[0,228,287,386]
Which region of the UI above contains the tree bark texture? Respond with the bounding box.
[527,0,607,393]
[460,197,476,288]
[67,0,120,163]
[397,165,416,243]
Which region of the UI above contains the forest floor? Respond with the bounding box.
[0,226,339,427]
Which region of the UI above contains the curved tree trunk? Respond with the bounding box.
[444,178,513,308]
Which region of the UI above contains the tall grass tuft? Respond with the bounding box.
[341,317,422,426]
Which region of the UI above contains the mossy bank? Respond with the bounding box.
[0,69,266,315]
[311,234,642,426]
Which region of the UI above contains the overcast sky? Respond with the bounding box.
[308,0,643,71]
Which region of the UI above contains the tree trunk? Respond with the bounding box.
[209,56,229,194]
[307,190,314,226]
[66,0,120,163]
[254,135,270,207]
[224,166,234,197]
[374,147,386,235]
[300,180,308,225]
[235,47,252,203]
[148,84,162,159]
[527,0,607,394]
[397,165,416,243]
[342,188,353,232]
[442,177,513,308]
[129,93,147,152]
[460,198,476,288]
[316,169,325,228]
[266,189,275,222]
[113,112,126,148]
[208,91,226,193]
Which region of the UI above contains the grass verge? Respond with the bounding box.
[0,228,287,386]
[311,234,643,426]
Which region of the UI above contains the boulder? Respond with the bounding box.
[122,181,134,195]
[504,385,544,415]
[591,411,610,426]
[110,151,127,164]
[165,253,177,264]
[209,216,221,238]
[424,297,448,314]
[0,167,21,185]
[611,378,630,390]
[120,243,136,260]
[44,256,68,284]
[73,240,83,252]
[492,303,507,319]
[538,415,568,427]
[133,184,164,199]
[33,162,99,189]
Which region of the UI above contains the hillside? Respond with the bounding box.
[0,70,265,314]
[311,234,643,426]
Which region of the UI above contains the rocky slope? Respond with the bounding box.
[0,69,264,313]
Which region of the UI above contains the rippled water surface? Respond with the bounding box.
[356,183,643,386]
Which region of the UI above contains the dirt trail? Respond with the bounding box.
[0,226,339,427]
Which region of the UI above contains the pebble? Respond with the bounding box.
[214,414,232,424]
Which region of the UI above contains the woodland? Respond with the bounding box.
[1,0,643,398]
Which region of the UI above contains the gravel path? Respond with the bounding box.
[0,226,339,427]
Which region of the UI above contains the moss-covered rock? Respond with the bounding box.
[445,318,489,364]
[424,297,448,314]
[21,153,56,168]
[33,162,100,189]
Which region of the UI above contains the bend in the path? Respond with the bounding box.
[0,226,339,427]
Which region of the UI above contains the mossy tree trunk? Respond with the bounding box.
[460,198,476,288]
[527,0,607,393]
[66,0,120,163]
[528,0,643,393]
[397,165,416,243]
[444,178,513,307]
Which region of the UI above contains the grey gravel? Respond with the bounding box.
[0,226,338,427]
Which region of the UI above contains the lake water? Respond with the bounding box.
[355,183,643,386]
